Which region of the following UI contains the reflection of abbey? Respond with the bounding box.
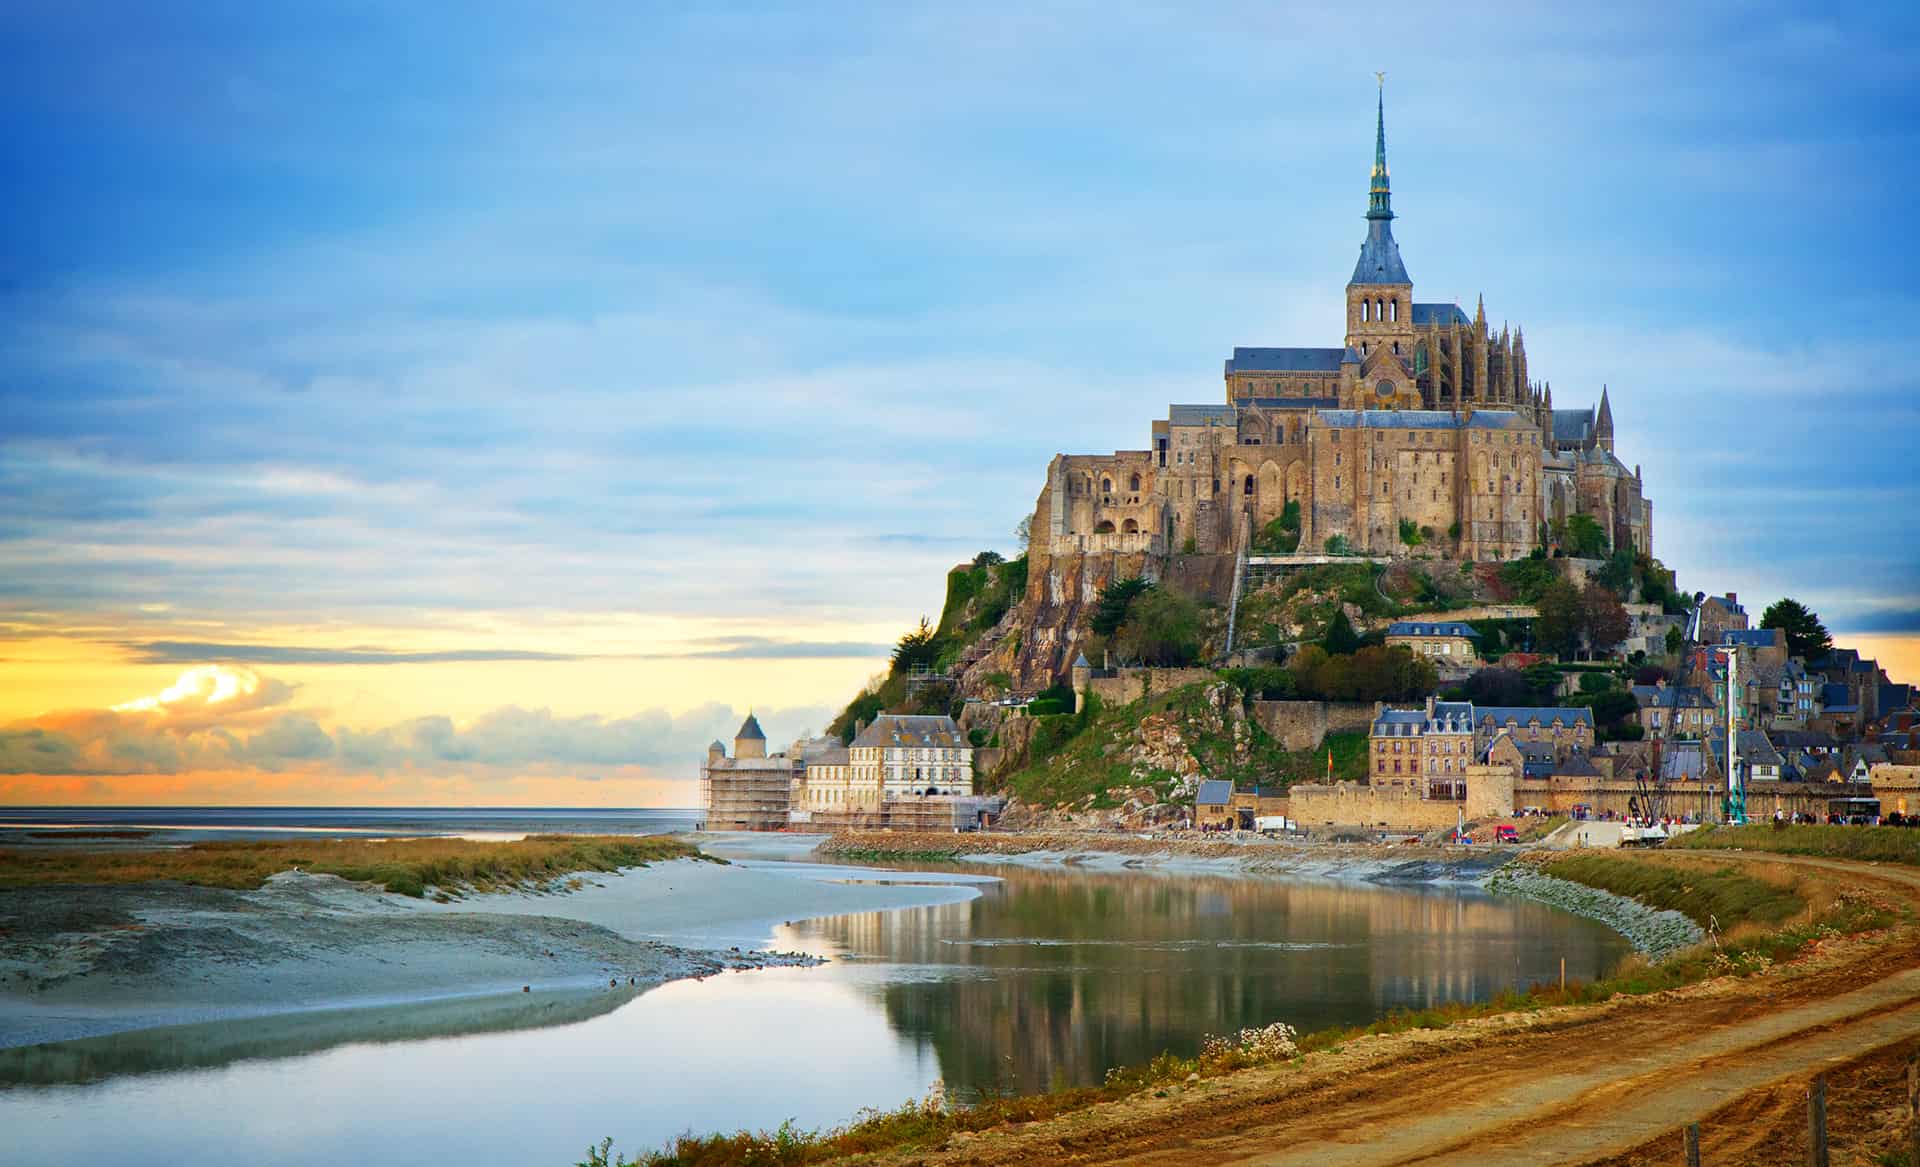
[1039,89,1652,564]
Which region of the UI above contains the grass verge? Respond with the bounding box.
[1666,823,1920,867]
[0,834,705,897]
[573,854,1901,1166]
[1536,853,1804,930]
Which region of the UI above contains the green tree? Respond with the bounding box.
[1324,534,1352,556]
[1398,517,1424,548]
[1014,514,1032,552]
[1113,587,1203,666]
[892,617,941,672]
[1522,660,1565,702]
[1498,555,1559,603]
[1596,547,1636,594]
[972,549,1005,569]
[1535,580,1583,659]
[1581,584,1631,657]
[1321,609,1362,656]
[1760,598,1833,661]
[1564,514,1609,559]
[1288,645,1330,698]
[1090,576,1152,637]
[1665,625,1685,656]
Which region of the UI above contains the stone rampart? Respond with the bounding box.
[1085,666,1218,708]
[1290,765,1514,829]
[1251,700,1376,751]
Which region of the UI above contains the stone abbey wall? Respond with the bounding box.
[1251,700,1376,751]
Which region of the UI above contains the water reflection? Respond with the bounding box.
[782,865,1628,1097]
[0,865,1629,1166]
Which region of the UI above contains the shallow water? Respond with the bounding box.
[1,861,1630,1166]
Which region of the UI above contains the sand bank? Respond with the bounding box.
[0,851,989,1050]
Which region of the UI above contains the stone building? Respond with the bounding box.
[848,714,975,800]
[701,714,798,831]
[1384,620,1481,667]
[1031,84,1653,570]
[1369,697,1595,799]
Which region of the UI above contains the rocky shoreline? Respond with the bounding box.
[1481,864,1704,961]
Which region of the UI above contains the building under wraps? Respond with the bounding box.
[701,712,1000,831]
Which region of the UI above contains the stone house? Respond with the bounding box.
[849,714,975,800]
[1384,620,1481,668]
[1691,593,1749,643]
[1630,681,1719,741]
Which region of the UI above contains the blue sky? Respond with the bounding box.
[2,2,1917,800]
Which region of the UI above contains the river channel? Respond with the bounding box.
[1,857,1630,1166]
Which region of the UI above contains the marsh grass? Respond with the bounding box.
[0,834,704,897]
[1668,823,1920,867]
[1538,853,1805,930]
[580,855,1901,1167]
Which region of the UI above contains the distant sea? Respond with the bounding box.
[0,806,705,844]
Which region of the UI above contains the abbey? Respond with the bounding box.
[1036,88,1652,565]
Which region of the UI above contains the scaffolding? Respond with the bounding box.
[702,761,795,831]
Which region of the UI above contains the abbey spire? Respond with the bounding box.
[1350,76,1410,287]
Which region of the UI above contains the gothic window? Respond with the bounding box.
[1101,476,1112,494]
[1362,300,1371,322]
[1390,299,1399,322]
[1129,472,1141,492]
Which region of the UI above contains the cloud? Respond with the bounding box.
[123,641,586,666]
[667,637,892,660]
[0,666,836,778]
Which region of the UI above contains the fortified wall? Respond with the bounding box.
[1289,764,1516,829]
[1251,700,1377,751]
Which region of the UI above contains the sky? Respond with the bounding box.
[2,2,1917,806]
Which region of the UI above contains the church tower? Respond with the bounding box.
[1345,79,1414,362]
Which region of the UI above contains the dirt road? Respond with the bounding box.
[868,851,1920,1167]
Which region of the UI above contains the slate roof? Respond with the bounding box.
[1556,751,1603,779]
[1168,404,1237,426]
[1720,629,1782,649]
[1196,779,1234,806]
[1770,729,1840,751]
[1476,705,1595,729]
[1821,683,1859,713]
[851,714,968,750]
[1631,684,1713,709]
[1411,302,1469,326]
[1882,683,1916,712]
[1225,347,1348,374]
[803,744,850,767]
[1708,594,1748,616]
[1551,408,1596,444]
[1662,742,1709,780]
[1351,220,1412,285]
[736,713,766,741]
[1387,621,1481,639]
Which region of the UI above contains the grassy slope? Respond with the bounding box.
[0,834,702,897]
[1538,853,1804,930]
[1667,823,1920,867]
[1001,681,1368,810]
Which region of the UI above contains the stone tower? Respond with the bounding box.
[1345,80,1414,361]
[733,712,767,760]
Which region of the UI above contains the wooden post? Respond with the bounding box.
[1684,1122,1701,1167]
[1807,1074,1828,1167]
[1560,956,1566,993]
[1908,1056,1918,1167]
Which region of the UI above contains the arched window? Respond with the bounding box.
[1377,298,1386,321]
[1243,475,1254,497]
[1093,519,1116,534]
[1122,518,1139,533]
[1101,476,1112,494]
[1128,472,1141,492]
[1390,299,1399,322]
[1362,299,1371,322]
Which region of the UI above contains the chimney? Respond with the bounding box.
[1726,592,1737,604]
[1425,695,1438,719]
